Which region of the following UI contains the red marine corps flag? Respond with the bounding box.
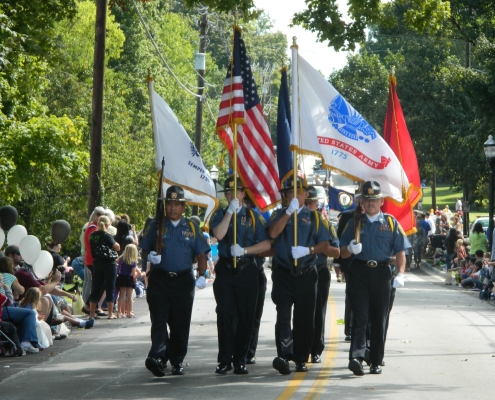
[216,25,280,211]
[381,72,421,234]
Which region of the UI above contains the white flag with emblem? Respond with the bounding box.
[149,80,218,225]
[292,54,409,203]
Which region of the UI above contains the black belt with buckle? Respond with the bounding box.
[353,259,390,268]
[154,268,192,279]
[274,261,316,275]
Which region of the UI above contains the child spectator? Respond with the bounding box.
[453,239,467,268]
[19,288,52,349]
[460,259,483,289]
[116,244,138,318]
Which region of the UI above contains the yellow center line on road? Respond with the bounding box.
[276,290,339,400]
[304,291,339,400]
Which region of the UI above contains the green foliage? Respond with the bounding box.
[0,0,295,256]
[292,0,381,51]
[291,0,495,51]
[329,51,389,133]
[181,0,255,14]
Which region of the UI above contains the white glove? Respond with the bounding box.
[231,244,245,257]
[393,273,405,289]
[286,198,299,215]
[195,276,206,289]
[291,246,310,259]
[227,198,240,214]
[149,251,161,265]
[347,240,362,255]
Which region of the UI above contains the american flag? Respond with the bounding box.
[216,26,280,211]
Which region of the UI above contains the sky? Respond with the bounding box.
[253,0,351,77]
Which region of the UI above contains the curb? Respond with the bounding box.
[419,260,445,278]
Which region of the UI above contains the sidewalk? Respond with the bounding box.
[0,295,151,382]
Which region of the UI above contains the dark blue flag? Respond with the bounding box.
[276,67,292,187]
[328,186,355,212]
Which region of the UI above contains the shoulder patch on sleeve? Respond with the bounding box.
[269,210,279,221]
[258,214,266,226]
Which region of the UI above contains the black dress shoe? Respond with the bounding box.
[344,335,351,342]
[370,364,382,374]
[363,348,371,366]
[234,364,248,374]
[295,362,308,372]
[246,357,256,365]
[348,359,364,376]
[172,363,184,375]
[145,357,166,377]
[215,363,232,375]
[311,354,322,363]
[273,357,291,375]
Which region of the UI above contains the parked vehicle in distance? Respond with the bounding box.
[469,216,490,235]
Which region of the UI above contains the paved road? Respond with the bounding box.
[1,266,493,399]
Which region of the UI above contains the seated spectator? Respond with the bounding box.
[461,260,483,289]
[24,288,95,332]
[0,256,25,298]
[47,241,70,286]
[8,245,90,329]
[0,276,39,353]
[461,257,476,279]
[19,288,52,349]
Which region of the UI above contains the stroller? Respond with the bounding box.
[426,234,446,259]
[0,321,23,357]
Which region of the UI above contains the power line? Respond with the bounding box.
[130,0,203,99]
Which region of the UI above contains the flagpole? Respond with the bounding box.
[232,24,238,271]
[291,37,299,267]
[147,69,166,274]
[233,123,238,271]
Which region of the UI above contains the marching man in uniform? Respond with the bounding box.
[210,176,271,375]
[339,181,408,376]
[140,185,210,377]
[267,179,333,375]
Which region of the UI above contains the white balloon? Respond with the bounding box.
[0,228,4,248]
[19,235,41,265]
[33,250,53,279]
[7,225,27,246]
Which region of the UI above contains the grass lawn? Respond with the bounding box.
[421,184,488,221]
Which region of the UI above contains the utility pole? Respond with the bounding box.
[88,0,107,217]
[192,9,207,216]
[463,41,471,236]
